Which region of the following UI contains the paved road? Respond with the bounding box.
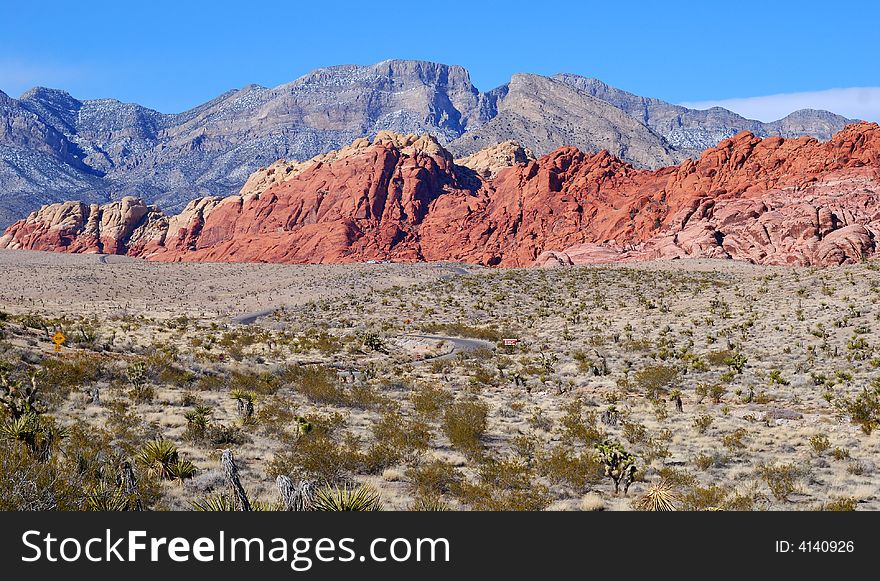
[406,334,495,363]
[230,307,278,325]
[229,263,474,326]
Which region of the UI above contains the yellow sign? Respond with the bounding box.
[53,344,62,353]
[52,331,66,347]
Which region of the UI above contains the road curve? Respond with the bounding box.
[230,307,278,325]
[229,263,474,326]
[406,333,496,363]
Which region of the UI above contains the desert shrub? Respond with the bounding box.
[831,447,850,461]
[406,459,461,500]
[468,364,498,388]
[693,414,713,434]
[255,395,297,435]
[693,451,727,471]
[655,466,698,489]
[428,358,453,374]
[103,399,149,450]
[757,463,802,501]
[537,446,602,492]
[442,398,489,456]
[634,365,678,398]
[39,353,107,404]
[205,423,245,446]
[411,384,453,418]
[821,497,858,511]
[622,421,648,444]
[455,458,551,511]
[680,484,729,511]
[364,411,431,472]
[559,399,604,447]
[809,434,831,456]
[194,373,226,392]
[835,384,880,434]
[409,496,451,511]
[721,428,748,453]
[286,365,349,405]
[347,382,390,410]
[230,370,280,396]
[0,437,86,510]
[266,415,362,484]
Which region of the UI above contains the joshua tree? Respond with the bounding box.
[221,449,251,511]
[294,416,313,438]
[230,389,256,421]
[0,372,43,420]
[119,460,142,511]
[276,475,316,511]
[670,389,683,413]
[595,439,638,495]
[600,405,619,426]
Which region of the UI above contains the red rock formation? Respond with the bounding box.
[2,124,879,267]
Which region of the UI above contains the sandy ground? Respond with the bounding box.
[0,250,475,319]
[2,249,879,511]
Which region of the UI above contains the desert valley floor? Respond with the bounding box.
[1,249,879,511]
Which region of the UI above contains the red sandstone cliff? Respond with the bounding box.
[2,124,879,267]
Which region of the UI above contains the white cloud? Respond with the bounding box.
[679,87,880,123]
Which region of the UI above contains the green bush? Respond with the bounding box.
[442,399,489,456]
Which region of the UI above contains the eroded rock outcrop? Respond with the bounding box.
[455,140,535,179]
[3,124,879,267]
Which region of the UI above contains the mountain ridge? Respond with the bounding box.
[0,59,856,227]
[3,122,878,268]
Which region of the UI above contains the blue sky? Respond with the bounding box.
[1,0,878,120]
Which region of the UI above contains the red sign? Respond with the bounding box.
[503,338,519,346]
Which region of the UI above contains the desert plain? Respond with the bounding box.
[1,249,878,511]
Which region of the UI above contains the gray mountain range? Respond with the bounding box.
[0,59,855,227]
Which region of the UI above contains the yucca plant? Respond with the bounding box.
[86,481,130,511]
[167,458,198,484]
[137,439,179,480]
[184,406,212,441]
[192,493,271,511]
[311,484,383,511]
[1,412,66,460]
[409,496,450,511]
[636,480,679,511]
[192,494,236,511]
[230,389,256,421]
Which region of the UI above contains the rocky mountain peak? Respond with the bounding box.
[0,59,860,229]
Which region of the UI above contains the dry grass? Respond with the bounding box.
[3,250,880,510]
